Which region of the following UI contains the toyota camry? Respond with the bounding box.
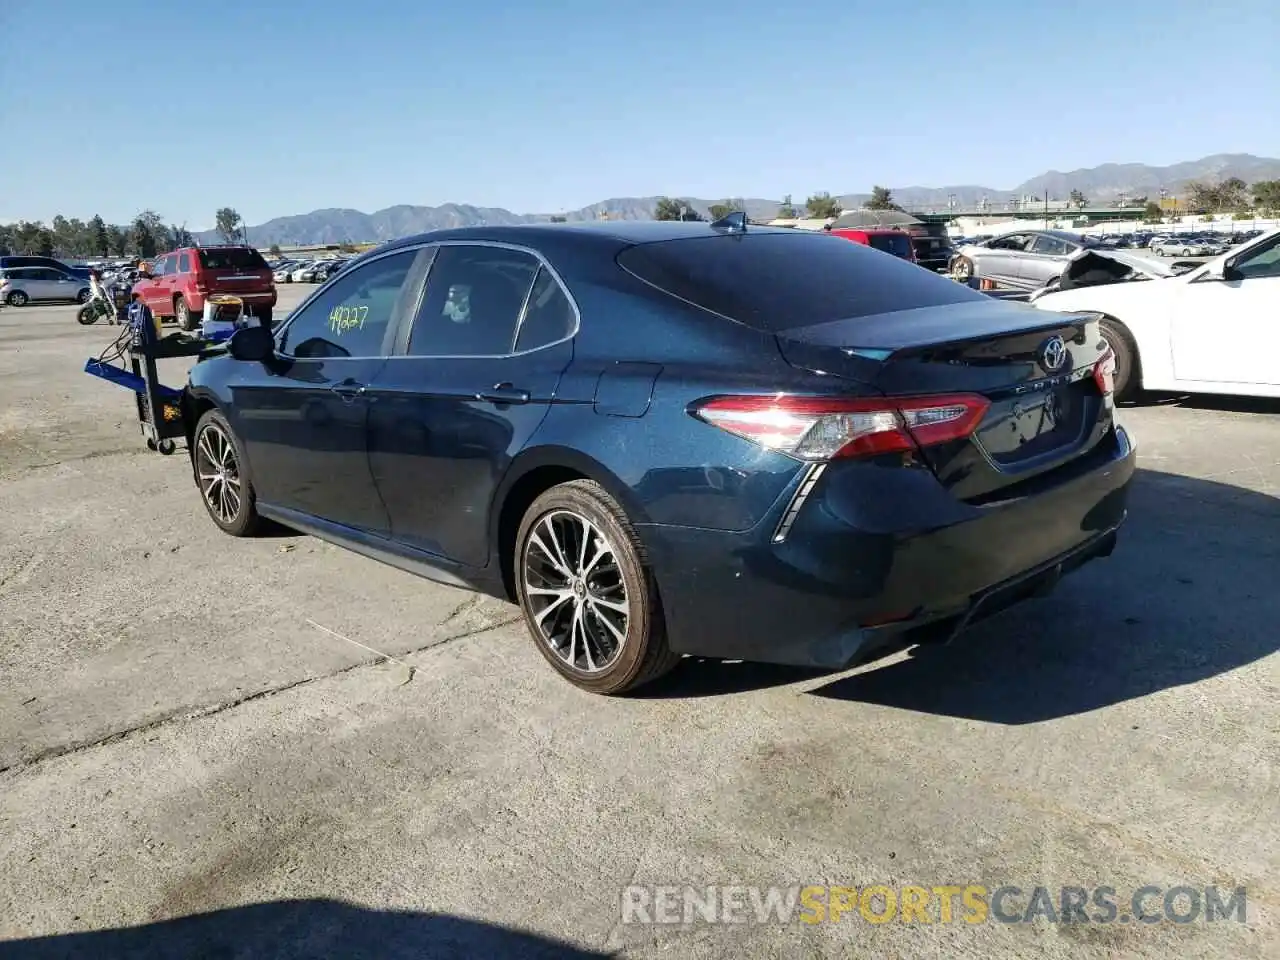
[182,217,1135,694]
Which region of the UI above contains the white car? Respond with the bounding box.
[1030,228,1280,400]
[288,262,317,283]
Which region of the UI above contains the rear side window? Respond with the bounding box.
[198,248,268,271]
[617,233,982,332]
[515,267,576,352]
[407,245,540,356]
[867,234,913,259]
[178,253,191,273]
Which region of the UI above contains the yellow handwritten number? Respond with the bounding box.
[328,304,369,335]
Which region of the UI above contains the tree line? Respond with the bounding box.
[0,207,251,261]
[654,179,1280,224]
[652,187,903,223]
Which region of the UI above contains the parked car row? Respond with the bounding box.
[269,257,353,284]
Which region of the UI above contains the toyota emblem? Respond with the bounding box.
[1040,336,1068,372]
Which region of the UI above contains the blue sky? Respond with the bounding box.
[1,0,1276,230]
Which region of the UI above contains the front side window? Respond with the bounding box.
[991,234,1031,251]
[1234,235,1280,279]
[279,249,423,358]
[407,245,540,356]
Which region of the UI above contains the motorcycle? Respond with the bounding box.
[77,275,131,325]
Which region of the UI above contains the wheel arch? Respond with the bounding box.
[489,446,651,602]
[181,388,223,458]
[1095,312,1144,391]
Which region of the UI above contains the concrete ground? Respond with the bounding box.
[1,286,1277,959]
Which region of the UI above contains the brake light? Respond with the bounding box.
[1093,346,1116,396]
[691,394,990,462]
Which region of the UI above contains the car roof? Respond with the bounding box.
[375,220,798,253]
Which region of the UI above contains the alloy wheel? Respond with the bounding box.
[196,423,242,524]
[522,509,630,673]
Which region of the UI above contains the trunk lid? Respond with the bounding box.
[775,299,1114,500]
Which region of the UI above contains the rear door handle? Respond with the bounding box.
[479,382,531,405]
[330,379,366,402]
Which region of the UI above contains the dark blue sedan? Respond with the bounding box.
[182,219,1135,694]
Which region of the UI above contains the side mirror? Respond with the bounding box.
[228,324,275,363]
[1220,261,1244,282]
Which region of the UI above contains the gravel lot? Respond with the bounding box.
[1,286,1277,959]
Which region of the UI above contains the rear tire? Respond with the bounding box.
[1100,318,1140,403]
[192,409,262,537]
[515,479,679,695]
[175,296,197,331]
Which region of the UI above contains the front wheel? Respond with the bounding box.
[952,256,974,282]
[77,304,98,325]
[6,291,28,306]
[76,288,92,304]
[1100,318,1140,403]
[193,409,262,537]
[515,479,678,695]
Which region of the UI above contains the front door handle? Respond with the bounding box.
[479,382,531,405]
[330,379,366,402]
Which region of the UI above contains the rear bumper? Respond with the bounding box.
[641,424,1136,670]
[189,290,276,311]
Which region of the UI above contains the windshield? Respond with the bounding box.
[198,248,269,271]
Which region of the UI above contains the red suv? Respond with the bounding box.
[132,245,276,330]
[826,227,917,263]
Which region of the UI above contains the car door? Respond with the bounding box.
[23,268,61,300]
[1022,234,1075,287]
[1169,233,1280,388]
[139,256,168,312]
[230,246,433,534]
[366,242,576,567]
[981,233,1032,285]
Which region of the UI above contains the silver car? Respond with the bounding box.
[1151,237,1214,257]
[0,267,92,307]
[950,229,1095,292]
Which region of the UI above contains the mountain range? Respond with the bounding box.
[196,153,1280,248]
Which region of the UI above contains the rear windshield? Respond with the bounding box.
[198,248,268,271]
[867,234,914,258]
[616,232,982,332]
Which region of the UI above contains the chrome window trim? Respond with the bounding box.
[271,240,581,362]
[397,239,582,360]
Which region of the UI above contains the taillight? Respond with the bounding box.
[1093,346,1116,396]
[690,394,990,462]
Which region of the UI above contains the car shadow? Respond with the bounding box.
[807,468,1279,723]
[1,898,614,959]
[1122,392,1280,414]
[642,468,1278,720]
